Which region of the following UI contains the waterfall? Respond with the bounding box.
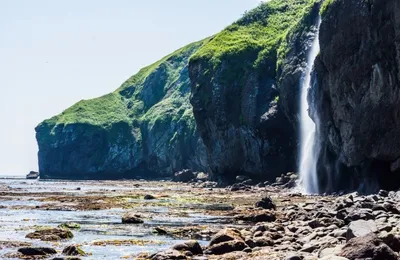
[298,18,321,194]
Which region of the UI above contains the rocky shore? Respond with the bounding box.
[1,178,400,259]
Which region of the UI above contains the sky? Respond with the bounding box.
[0,0,262,175]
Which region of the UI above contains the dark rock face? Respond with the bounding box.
[311,0,400,192]
[189,1,321,181]
[36,41,208,180]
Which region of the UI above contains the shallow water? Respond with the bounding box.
[0,179,232,259]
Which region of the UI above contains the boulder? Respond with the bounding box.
[18,247,57,256]
[346,220,377,241]
[205,240,247,255]
[255,196,276,210]
[26,228,73,241]
[339,233,398,260]
[172,240,203,255]
[380,232,400,252]
[144,194,156,200]
[173,169,196,182]
[209,228,244,247]
[62,245,86,256]
[122,213,144,224]
[151,249,187,260]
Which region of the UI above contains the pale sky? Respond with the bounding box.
[0,0,261,175]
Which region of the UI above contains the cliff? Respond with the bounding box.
[36,41,208,179]
[311,0,400,192]
[189,0,321,181]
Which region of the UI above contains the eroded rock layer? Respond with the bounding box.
[311,0,400,191]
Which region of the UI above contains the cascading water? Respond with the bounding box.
[298,18,321,194]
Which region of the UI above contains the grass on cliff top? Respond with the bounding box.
[320,0,335,16]
[44,93,129,128]
[41,39,208,129]
[117,38,209,93]
[190,0,317,70]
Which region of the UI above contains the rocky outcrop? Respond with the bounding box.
[36,41,208,179]
[189,0,321,181]
[311,0,400,192]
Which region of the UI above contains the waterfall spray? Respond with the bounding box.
[298,18,321,194]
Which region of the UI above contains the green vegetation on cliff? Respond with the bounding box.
[41,39,207,131]
[36,39,209,178]
[191,0,318,76]
[320,0,335,16]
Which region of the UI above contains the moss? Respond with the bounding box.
[38,39,208,140]
[191,0,318,79]
[320,0,335,16]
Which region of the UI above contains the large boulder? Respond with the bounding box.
[205,228,247,255]
[173,169,196,182]
[311,0,400,192]
[346,220,377,241]
[209,228,244,247]
[339,233,398,260]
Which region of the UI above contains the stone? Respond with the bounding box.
[172,240,203,255]
[379,232,400,252]
[18,247,57,256]
[205,240,247,255]
[62,245,86,256]
[254,237,273,247]
[339,233,398,260]
[144,194,156,200]
[173,169,196,182]
[26,228,73,241]
[209,228,244,247]
[379,190,389,197]
[319,245,344,258]
[122,213,144,224]
[58,222,81,229]
[235,211,276,223]
[151,249,187,260]
[346,220,377,241]
[255,196,276,210]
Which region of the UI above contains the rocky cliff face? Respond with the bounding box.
[311,0,400,191]
[36,41,208,179]
[189,0,321,181]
